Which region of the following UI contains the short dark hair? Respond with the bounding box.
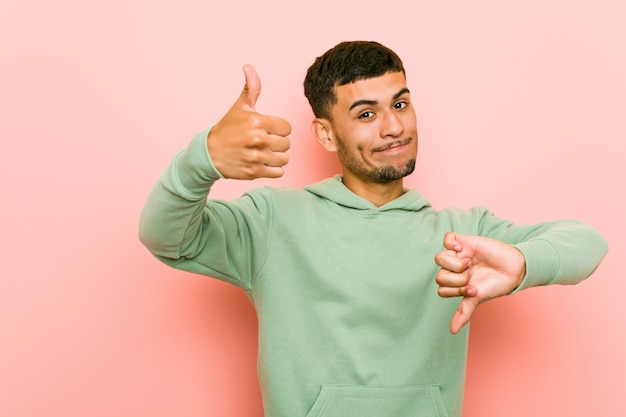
[303,41,406,120]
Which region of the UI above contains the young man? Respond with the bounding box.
[139,41,607,417]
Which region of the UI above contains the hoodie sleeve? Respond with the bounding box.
[474,208,608,293]
[138,129,272,291]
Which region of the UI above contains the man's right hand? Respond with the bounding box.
[207,64,292,179]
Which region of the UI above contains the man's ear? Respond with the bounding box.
[311,118,337,152]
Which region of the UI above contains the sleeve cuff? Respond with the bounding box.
[169,128,224,200]
[511,239,561,293]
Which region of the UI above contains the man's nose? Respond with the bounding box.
[380,110,404,138]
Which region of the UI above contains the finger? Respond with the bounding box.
[450,296,479,334]
[436,267,471,288]
[237,153,287,179]
[240,146,289,169]
[438,284,477,298]
[443,232,462,252]
[240,64,261,110]
[264,115,292,137]
[265,134,291,153]
[434,250,469,272]
[258,165,286,179]
[262,149,290,168]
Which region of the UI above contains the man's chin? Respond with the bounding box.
[373,159,416,182]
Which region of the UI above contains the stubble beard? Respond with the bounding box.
[372,158,416,182]
[336,137,417,183]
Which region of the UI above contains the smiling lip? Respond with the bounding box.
[372,138,412,153]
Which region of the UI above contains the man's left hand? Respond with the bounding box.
[434,232,526,334]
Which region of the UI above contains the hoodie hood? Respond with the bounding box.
[303,175,431,212]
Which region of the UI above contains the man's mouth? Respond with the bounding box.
[372,138,412,153]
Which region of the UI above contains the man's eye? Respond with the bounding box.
[394,101,408,110]
[358,111,374,119]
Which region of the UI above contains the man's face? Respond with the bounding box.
[327,71,418,184]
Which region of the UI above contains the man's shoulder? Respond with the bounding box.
[240,178,332,205]
[245,177,338,196]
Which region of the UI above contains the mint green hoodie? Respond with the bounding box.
[139,129,608,417]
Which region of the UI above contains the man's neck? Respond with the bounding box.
[341,176,405,207]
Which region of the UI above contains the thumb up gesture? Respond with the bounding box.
[207,65,292,179]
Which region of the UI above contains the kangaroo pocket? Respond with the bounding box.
[304,385,449,417]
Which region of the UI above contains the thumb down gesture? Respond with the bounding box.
[434,232,527,334]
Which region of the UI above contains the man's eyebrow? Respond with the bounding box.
[393,87,411,100]
[349,99,377,112]
[348,88,411,112]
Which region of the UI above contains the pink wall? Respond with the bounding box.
[2,1,624,416]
